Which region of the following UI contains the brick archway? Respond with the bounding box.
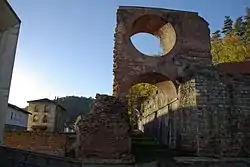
[129,72,178,100]
[113,6,212,98]
[128,72,178,131]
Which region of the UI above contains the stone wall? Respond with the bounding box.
[0,145,133,167]
[174,79,198,152]
[75,94,133,162]
[1,145,250,167]
[193,68,250,157]
[139,79,196,151]
[140,66,250,157]
[4,131,67,156]
[171,157,250,167]
[0,145,84,167]
[140,89,179,147]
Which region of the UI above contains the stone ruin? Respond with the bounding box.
[75,94,133,162]
[113,6,211,97]
[112,6,250,157]
[75,6,250,162]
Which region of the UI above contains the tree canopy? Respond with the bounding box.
[212,7,250,64]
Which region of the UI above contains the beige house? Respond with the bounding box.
[27,98,66,132]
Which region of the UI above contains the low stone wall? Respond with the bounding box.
[171,157,250,167]
[4,131,67,156]
[0,145,82,167]
[1,146,249,167]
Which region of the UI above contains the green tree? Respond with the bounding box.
[222,16,233,35]
[222,33,247,62]
[211,30,223,64]
[128,83,157,129]
[211,30,221,42]
[212,10,250,64]
[212,33,247,64]
[245,7,250,43]
[244,7,250,57]
[234,16,246,38]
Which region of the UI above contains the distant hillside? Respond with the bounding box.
[57,96,94,124]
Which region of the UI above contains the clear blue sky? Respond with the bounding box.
[8,0,250,107]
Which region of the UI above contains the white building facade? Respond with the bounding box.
[5,104,31,131]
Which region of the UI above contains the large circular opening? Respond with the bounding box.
[130,33,163,56]
[130,15,177,56]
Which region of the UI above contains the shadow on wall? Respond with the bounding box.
[142,106,197,154]
[142,104,250,158]
[139,66,250,158]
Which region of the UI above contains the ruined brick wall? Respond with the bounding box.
[112,5,250,159]
[193,68,250,157]
[170,67,250,157]
[75,94,133,162]
[113,6,211,98]
[175,79,198,152]
[139,66,250,157]
[4,131,67,156]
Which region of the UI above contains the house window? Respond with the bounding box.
[44,105,49,113]
[34,105,39,112]
[10,112,13,119]
[42,115,48,123]
[33,114,38,122]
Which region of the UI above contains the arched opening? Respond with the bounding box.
[127,72,178,131]
[129,15,176,56]
[128,83,158,129]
